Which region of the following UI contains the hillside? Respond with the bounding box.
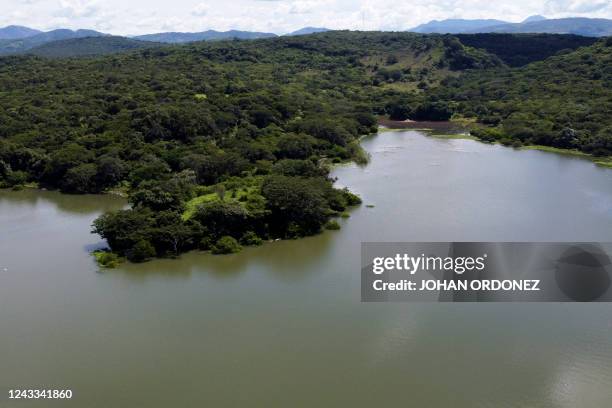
[455,33,598,67]
[0,25,42,40]
[2,31,500,258]
[27,36,162,58]
[433,38,612,153]
[0,31,499,190]
[0,29,106,55]
[134,30,277,43]
[0,30,608,259]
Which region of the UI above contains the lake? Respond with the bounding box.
[2,129,612,407]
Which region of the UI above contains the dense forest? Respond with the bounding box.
[435,38,611,153]
[0,31,610,261]
[455,33,598,66]
[27,36,160,58]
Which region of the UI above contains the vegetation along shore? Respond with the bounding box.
[0,32,609,262]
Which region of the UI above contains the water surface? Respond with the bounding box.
[2,130,612,407]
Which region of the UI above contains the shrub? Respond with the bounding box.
[199,237,213,250]
[5,170,28,187]
[94,251,121,268]
[240,231,263,246]
[342,189,362,206]
[325,220,341,230]
[470,127,504,142]
[127,240,156,262]
[212,236,242,255]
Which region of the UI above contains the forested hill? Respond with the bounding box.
[0,31,610,261]
[0,31,606,195]
[432,38,612,154]
[455,33,598,67]
[27,36,161,58]
[133,30,277,43]
[0,31,505,260]
[0,32,492,187]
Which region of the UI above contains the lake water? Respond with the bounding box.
[2,130,612,407]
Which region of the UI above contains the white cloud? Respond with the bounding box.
[192,2,209,17]
[289,0,322,15]
[544,0,611,15]
[55,0,100,18]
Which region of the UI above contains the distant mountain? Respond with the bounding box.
[134,30,277,43]
[286,27,330,36]
[522,15,547,23]
[0,25,42,40]
[0,29,106,55]
[410,17,611,37]
[409,19,509,34]
[27,36,160,58]
[465,17,612,37]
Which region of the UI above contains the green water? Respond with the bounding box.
[2,130,612,407]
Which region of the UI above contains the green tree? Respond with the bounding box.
[61,163,98,193]
[211,236,242,254]
[128,240,156,262]
[261,175,329,237]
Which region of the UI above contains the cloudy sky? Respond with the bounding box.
[1,0,611,35]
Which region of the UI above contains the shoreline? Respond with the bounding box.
[377,119,612,169]
[4,124,612,200]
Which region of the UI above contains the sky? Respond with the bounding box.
[1,0,611,35]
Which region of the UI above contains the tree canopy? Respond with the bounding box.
[0,31,608,260]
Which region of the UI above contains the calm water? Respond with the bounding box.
[2,130,612,407]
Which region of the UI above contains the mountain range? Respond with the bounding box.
[0,26,336,55]
[409,16,612,37]
[0,17,610,58]
[467,18,612,37]
[132,27,331,43]
[133,30,277,43]
[409,19,509,34]
[287,27,330,36]
[0,28,105,55]
[0,25,42,40]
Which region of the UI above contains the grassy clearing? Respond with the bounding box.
[182,193,219,220]
[182,187,258,220]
